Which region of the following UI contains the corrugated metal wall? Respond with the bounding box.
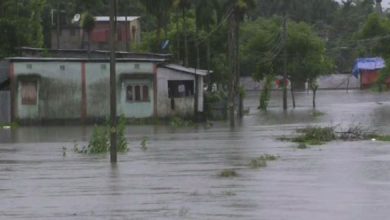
[0,91,10,124]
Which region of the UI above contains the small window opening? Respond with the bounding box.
[126,85,133,102]
[21,81,37,105]
[168,80,194,98]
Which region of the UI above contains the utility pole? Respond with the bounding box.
[282,13,288,110]
[56,2,60,49]
[109,0,117,163]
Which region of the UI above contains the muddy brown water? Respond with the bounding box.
[1,90,390,219]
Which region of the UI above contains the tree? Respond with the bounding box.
[140,0,174,51]
[224,0,255,126]
[242,18,332,109]
[174,0,192,66]
[358,13,390,58]
[81,12,95,55]
[195,0,219,70]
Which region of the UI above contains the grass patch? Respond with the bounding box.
[249,154,279,169]
[280,125,387,146]
[293,126,336,145]
[373,135,390,142]
[169,116,195,127]
[0,122,19,129]
[219,169,238,178]
[312,111,325,117]
[249,158,267,168]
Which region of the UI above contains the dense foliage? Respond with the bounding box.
[1,0,389,98]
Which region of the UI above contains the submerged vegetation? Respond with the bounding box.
[249,154,279,169]
[219,169,238,178]
[281,125,390,146]
[293,126,336,145]
[74,116,128,154]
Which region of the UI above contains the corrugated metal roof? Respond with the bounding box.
[95,16,140,22]
[163,64,209,76]
[6,57,166,63]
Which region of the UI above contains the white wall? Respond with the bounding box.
[156,68,196,117]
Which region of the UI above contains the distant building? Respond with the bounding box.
[352,57,389,89]
[0,56,207,125]
[51,16,141,51]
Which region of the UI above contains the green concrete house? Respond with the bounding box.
[0,57,207,124]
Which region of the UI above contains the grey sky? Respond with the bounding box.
[336,0,390,8]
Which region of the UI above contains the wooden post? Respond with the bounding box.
[282,14,288,110]
[109,0,117,163]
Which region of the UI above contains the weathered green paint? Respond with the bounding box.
[11,60,203,123]
[86,62,155,119]
[14,62,81,120]
[119,79,154,118]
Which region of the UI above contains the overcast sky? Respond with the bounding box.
[336,0,390,8]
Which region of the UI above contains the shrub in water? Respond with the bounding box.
[294,126,336,145]
[87,125,109,154]
[219,169,238,177]
[75,115,128,154]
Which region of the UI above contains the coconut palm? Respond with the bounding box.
[195,0,220,70]
[174,0,191,66]
[140,0,173,51]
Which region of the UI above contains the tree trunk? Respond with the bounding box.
[183,8,189,67]
[228,11,239,127]
[87,32,91,58]
[176,10,181,62]
[156,14,162,52]
[282,13,288,110]
[56,2,60,49]
[290,81,296,108]
[312,88,317,109]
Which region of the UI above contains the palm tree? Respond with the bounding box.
[195,0,219,70]
[81,12,95,56]
[174,0,191,66]
[224,0,255,126]
[140,0,173,51]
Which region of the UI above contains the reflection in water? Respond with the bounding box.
[1,90,390,219]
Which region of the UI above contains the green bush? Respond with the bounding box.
[219,169,238,178]
[74,116,128,154]
[293,126,336,145]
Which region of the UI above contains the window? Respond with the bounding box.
[21,81,37,105]
[168,80,194,98]
[60,65,65,71]
[126,84,150,103]
[142,85,149,101]
[26,64,32,69]
[126,85,133,101]
[135,85,141,101]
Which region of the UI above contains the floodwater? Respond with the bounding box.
[1,90,390,220]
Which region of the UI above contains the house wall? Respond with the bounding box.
[85,62,155,119]
[12,61,155,122]
[0,91,10,123]
[13,62,82,120]
[51,20,141,51]
[51,28,82,50]
[156,68,197,117]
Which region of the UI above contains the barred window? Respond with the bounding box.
[21,81,37,105]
